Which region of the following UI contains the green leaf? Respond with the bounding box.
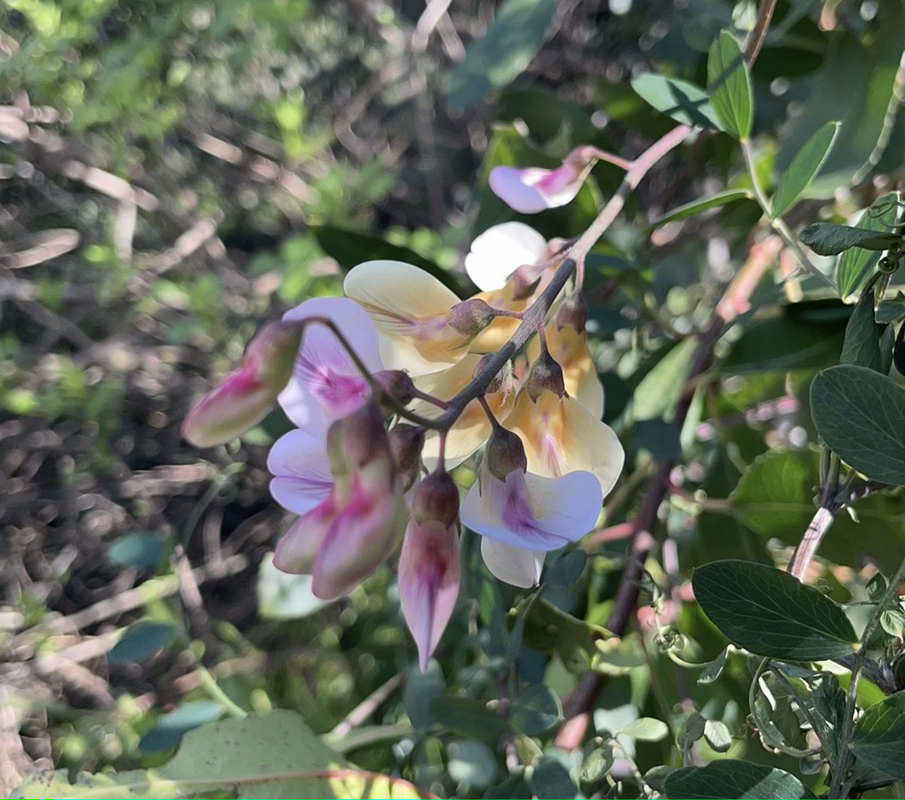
[633,338,697,420]
[692,560,858,660]
[108,621,178,664]
[722,313,847,373]
[706,32,753,140]
[852,692,905,778]
[665,760,816,799]
[634,418,682,460]
[445,0,559,111]
[257,555,330,620]
[429,696,508,741]
[107,533,165,570]
[516,597,611,671]
[403,660,445,731]
[530,759,577,800]
[311,224,462,295]
[697,646,729,684]
[838,194,903,300]
[647,189,753,229]
[138,701,223,753]
[618,717,670,742]
[580,742,614,786]
[509,683,562,735]
[799,223,901,257]
[841,290,884,372]
[877,294,905,324]
[771,122,840,218]
[811,673,847,763]
[448,740,498,790]
[14,711,427,799]
[677,712,706,747]
[811,364,905,484]
[703,720,732,753]
[630,74,720,129]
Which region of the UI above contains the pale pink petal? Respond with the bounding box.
[480,538,544,588]
[272,503,333,575]
[489,164,585,214]
[398,519,461,671]
[182,367,272,448]
[465,222,547,291]
[460,468,601,551]
[312,479,407,599]
[267,429,333,515]
[279,297,383,431]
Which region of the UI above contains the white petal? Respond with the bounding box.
[480,538,544,588]
[465,223,547,291]
[267,429,333,514]
[523,470,602,539]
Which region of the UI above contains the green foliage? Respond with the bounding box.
[706,32,753,141]
[664,760,816,799]
[771,122,839,219]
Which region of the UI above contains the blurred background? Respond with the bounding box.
[1,0,903,796]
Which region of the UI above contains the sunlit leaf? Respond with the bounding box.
[631,74,720,129]
[706,32,753,140]
[771,122,839,218]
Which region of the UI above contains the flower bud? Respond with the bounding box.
[473,354,513,396]
[485,426,527,481]
[388,423,425,492]
[447,298,496,338]
[555,293,588,333]
[339,403,392,470]
[375,369,417,406]
[182,320,304,448]
[509,265,541,301]
[411,470,460,528]
[526,349,566,402]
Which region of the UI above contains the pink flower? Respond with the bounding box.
[278,296,384,439]
[489,160,590,214]
[272,404,406,600]
[183,320,303,448]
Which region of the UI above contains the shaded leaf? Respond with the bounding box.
[811,364,905,484]
[841,290,884,372]
[107,533,165,570]
[707,32,753,140]
[838,194,903,300]
[429,697,507,741]
[631,74,720,128]
[665,760,816,799]
[108,622,178,664]
[445,0,558,111]
[799,223,901,257]
[138,701,223,753]
[530,759,577,800]
[447,740,498,790]
[677,712,706,747]
[634,418,682,460]
[772,122,840,218]
[580,742,614,785]
[692,560,858,660]
[404,660,445,731]
[647,190,753,229]
[877,294,905,324]
[633,338,696,420]
[509,683,562,735]
[852,692,905,778]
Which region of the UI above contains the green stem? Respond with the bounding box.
[194,659,248,718]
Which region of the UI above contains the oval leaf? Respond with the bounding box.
[445,0,559,111]
[841,290,883,372]
[837,193,902,299]
[665,760,816,799]
[692,560,858,660]
[707,32,753,140]
[108,621,178,664]
[107,533,165,569]
[509,683,562,735]
[799,223,902,257]
[631,74,720,129]
[811,364,905,484]
[618,717,669,741]
[772,121,840,218]
[852,692,905,778]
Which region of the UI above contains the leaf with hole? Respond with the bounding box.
[772,122,839,218]
[706,32,753,140]
[811,364,905,484]
[692,560,858,660]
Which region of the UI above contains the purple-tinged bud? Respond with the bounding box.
[375,369,417,406]
[412,471,460,528]
[526,350,566,402]
[555,293,588,333]
[509,265,540,301]
[447,298,496,338]
[182,320,304,448]
[389,423,425,492]
[485,426,527,481]
[473,355,513,396]
[339,403,392,470]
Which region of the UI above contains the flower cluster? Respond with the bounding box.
[183,220,624,670]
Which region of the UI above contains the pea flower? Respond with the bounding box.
[489,152,594,214]
[464,222,548,292]
[272,403,406,600]
[278,296,384,439]
[460,426,603,587]
[344,260,493,376]
[398,471,461,671]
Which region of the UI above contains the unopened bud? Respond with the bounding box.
[375,370,417,406]
[388,423,425,492]
[340,403,391,469]
[412,471,460,528]
[245,320,304,393]
[473,355,513,396]
[526,349,565,401]
[555,293,588,333]
[448,298,496,338]
[485,426,527,481]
